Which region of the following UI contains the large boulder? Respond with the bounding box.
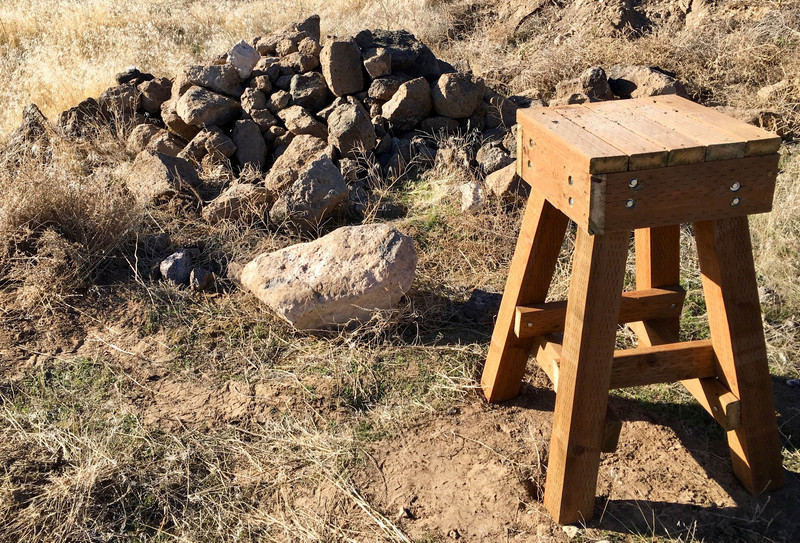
[237,223,417,329]
[263,134,330,195]
[607,64,688,99]
[138,77,172,115]
[181,64,243,97]
[320,37,364,97]
[551,66,615,106]
[176,86,241,127]
[270,156,348,230]
[382,77,432,133]
[128,150,201,203]
[327,102,376,158]
[202,182,272,224]
[431,72,485,119]
[161,99,201,141]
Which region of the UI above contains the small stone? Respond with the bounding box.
[382,77,432,133]
[267,90,291,113]
[161,99,200,141]
[607,64,688,99]
[203,182,272,224]
[327,102,376,158]
[205,127,237,159]
[460,179,486,214]
[128,150,201,203]
[276,37,299,57]
[485,163,528,203]
[476,144,514,175]
[115,67,154,86]
[484,95,518,129]
[264,134,330,195]
[190,268,214,292]
[160,251,193,285]
[297,37,322,58]
[290,72,329,112]
[138,77,172,115]
[279,52,319,73]
[128,124,163,153]
[270,156,349,230]
[278,105,328,139]
[227,40,260,79]
[231,119,267,169]
[551,66,614,106]
[368,76,407,101]
[181,64,243,98]
[562,525,580,539]
[146,131,185,157]
[363,47,391,79]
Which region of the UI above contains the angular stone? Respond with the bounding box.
[267,90,291,113]
[327,102,376,158]
[271,156,348,229]
[363,47,391,79]
[368,75,408,101]
[607,64,688,99]
[138,77,172,115]
[241,87,268,111]
[484,95,518,129]
[485,163,528,203]
[278,105,328,139]
[298,37,322,58]
[190,268,215,292]
[176,86,241,127]
[264,134,330,195]
[320,38,364,97]
[182,64,243,97]
[146,130,185,157]
[161,99,201,141]
[160,251,192,285]
[98,84,140,125]
[57,97,103,137]
[382,77,431,133]
[476,144,514,175]
[231,119,267,169]
[295,14,321,43]
[6,103,50,154]
[551,66,614,106]
[432,72,485,119]
[238,223,416,329]
[460,179,486,214]
[290,72,329,112]
[227,40,260,79]
[205,127,237,158]
[128,150,201,203]
[279,52,319,73]
[202,182,273,224]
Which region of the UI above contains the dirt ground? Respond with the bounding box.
[3,292,798,542]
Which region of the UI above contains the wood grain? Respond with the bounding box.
[515,287,685,338]
[480,190,569,403]
[695,217,785,492]
[543,229,629,524]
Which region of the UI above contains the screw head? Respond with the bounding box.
[568,197,574,206]
[629,178,639,189]
[732,197,741,206]
[568,175,574,185]
[528,138,534,148]
[730,182,741,192]
[625,199,636,209]
[527,322,533,327]
[527,159,532,168]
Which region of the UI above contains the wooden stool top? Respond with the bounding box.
[517,95,782,234]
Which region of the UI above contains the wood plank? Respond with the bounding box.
[515,287,685,338]
[544,229,629,525]
[610,341,716,389]
[627,101,746,161]
[695,217,785,492]
[584,100,706,166]
[596,154,778,233]
[518,107,629,174]
[650,95,782,156]
[552,106,669,170]
[480,190,569,403]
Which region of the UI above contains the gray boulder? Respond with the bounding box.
[227,40,260,79]
[382,77,432,132]
[237,223,417,329]
[160,251,192,285]
[320,38,363,96]
[327,102,376,158]
[270,156,348,229]
[176,86,241,127]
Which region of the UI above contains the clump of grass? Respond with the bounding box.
[0,127,143,306]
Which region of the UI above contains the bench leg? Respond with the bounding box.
[694,217,785,493]
[481,190,569,403]
[544,229,629,524]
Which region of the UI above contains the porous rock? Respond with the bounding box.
[432,72,485,119]
[161,99,201,141]
[263,134,330,195]
[320,38,364,97]
[227,40,260,79]
[476,144,514,175]
[327,102,376,158]
[382,77,432,133]
[280,52,319,73]
[138,77,172,115]
[146,131,185,157]
[485,163,528,203]
[237,223,417,329]
[182,64,243,98]
[231,119,267,169]
[368,76,407,101]
[363,47,391,79]
[160,251,192,285]
[176,86,241,127]
[607,64,688,99]
[190,268,215,292]
[290,72,329,112]
[551,66,614,105]
[270,156,348,229]
[128,150,201,203]
[202,182,272,224]
[278,105,328,139]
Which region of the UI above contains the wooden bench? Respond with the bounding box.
[481,95,785,524]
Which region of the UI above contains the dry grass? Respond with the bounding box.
[1,0,799,541]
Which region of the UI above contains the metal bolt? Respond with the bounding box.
[629,178,639,189]
[527,322,533,327]
[527,159,532,168]
[529,138,534,148]
[625,199,636,209]
[732,197,741,206]
[730,182,741,192]
[670,303,676,309]
[568,175,574,185]
[568,197,574,206]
